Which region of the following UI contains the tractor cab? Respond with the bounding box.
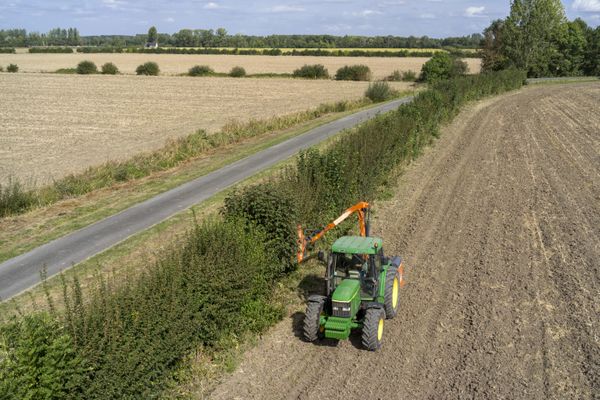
[326,236,384,299]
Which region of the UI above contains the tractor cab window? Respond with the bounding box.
[330,253,372,286]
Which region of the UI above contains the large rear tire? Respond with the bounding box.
[361,307,385,351]
[384,270,400,319]
[303,298,325,342]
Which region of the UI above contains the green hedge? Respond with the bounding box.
[28,47,73,53]
[0,48,15,54]
[0,69,526,399]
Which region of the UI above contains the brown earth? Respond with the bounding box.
[209,83,600,400]
[0,53,481,78]
[0,73,411,185]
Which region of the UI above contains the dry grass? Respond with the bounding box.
[0,53,481,78]
[0,73,412,185]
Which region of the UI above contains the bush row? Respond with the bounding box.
[28,47,73,53]
[0,48,15,54]
[0,63,18,72]
[72,46,481,58]
[0,69,526,399]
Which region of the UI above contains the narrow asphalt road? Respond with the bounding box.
[0,97,413,301]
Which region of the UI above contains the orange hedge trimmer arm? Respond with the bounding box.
[297,201,370,263]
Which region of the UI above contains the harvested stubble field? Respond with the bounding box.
[0,53,481,78]
[0,73,411,185]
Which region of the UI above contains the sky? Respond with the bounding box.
[0,0,599,37]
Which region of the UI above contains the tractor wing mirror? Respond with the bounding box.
[317,251,326,262]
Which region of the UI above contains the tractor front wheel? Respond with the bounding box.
[361,307,385,351]
[303,298,325,342]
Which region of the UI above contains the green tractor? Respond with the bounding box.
[303,235,405,350]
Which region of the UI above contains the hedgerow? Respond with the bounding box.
[293,64,329,79]
[28,47,73,53]
[335,65,372,81]
[0,70,526,399]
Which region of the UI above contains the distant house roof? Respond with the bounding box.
[145,41,158,48]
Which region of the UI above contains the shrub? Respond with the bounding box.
[229,66,246,77]
[402,70,417,81]
[0,313,88,399]
[6,64,18,73]
[0,66,3,72]
[222,183,298,267]
[0,179,36,217]
[365,81,396,102]
[386,70,402,81]
[76,60,98,74]
[136,61,160,76]
[101,62,119,75]
[188,65,214,76]
[293,64,329,79]
[0,48,16,54]
[335,64,372,81]
[420,52,468,83]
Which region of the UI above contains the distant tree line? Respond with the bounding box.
[0,28,81,47]
[481,0,600,77]
[0,26,483,49]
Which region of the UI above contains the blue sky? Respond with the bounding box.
[1,0,599,37]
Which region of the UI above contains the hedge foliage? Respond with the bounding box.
[292,64,329,79]
[0,48,15,54]
[0,69,526,399]
[76,60,98,74]
[335,65,372,81]
[135,61,160,76]
[188,64,214,76]
[28,47,73,53]
[100,62,119,75]
[229,66,246,77]
[6,63,18,73]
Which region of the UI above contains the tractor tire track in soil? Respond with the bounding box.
[210,83,600,400]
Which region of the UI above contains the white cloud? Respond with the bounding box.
[165,17,175,22]
[419,13,436,19]
[267,5,305,12]
[464,6,485,17]
[353,9,383,17]
[573,0,600,12]
[203,2,220,9]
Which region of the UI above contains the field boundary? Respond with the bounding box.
[0,97,413,301]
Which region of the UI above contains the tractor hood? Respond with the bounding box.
[332,279,360,302]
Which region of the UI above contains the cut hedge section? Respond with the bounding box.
[299,202,406,351]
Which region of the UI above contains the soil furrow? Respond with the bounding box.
[209,83,600,400]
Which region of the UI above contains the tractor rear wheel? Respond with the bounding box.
[384,270,400,319]
[303,298,325,342]
[361,307,385,351]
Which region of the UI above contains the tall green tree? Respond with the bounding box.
[502,0,567,77]
[147,26,158,43]
[481,19,509,71]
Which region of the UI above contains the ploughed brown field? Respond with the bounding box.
[209,83,600,400]
[0,53,481,78]
[0,74,412,185]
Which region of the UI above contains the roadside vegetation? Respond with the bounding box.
[0,69,526,399]
[0,97,379,219]
[6,63,19,73]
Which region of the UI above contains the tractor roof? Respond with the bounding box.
[332,236,383,255]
